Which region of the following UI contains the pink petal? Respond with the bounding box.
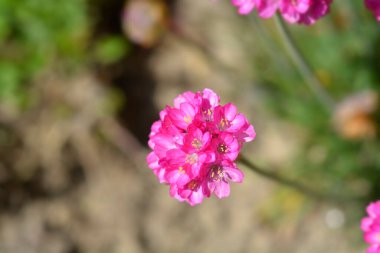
[173,91,197,108]
[188,188,204,205]
[258,0,281,18]
[165,169,180,184]
[166,149,186,166]
[228,114,246,132]
[159,108,168,121]
[362,217,374,232]
[214,180,230,199]
[147,152,159,169]
[152,134,176,158]
[239,2,256,15]
[168,108,187,129]
[224,166,244,183]
[364,229,380,244]
[224,103,237,121]
[202,88,220,107]
[180,102,196,119]
[367,202,380,218]
[367,244,380,253]
[170,184,185,201]
[242,124,256,142]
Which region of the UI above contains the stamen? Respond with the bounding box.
[219,118,229,130]
[187,180,199,190]
[191,139,202,149]
[185,153,198,165]
[210,165,224,181]
[178,166,185,174]
[218,144,228,153]
[184,115,192,124]
[202,109,213,122]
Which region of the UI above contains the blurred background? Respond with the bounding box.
[0,0,379,252]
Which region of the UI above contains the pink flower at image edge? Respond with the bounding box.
[362,201,380,253]
[365,0,380,21]
[231,0,333,25]
[146,89,256,205]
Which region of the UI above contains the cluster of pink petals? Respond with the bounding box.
[365,0,380,21]
[231,0,333,25]
[232,0,380,23]
[147,89,255,205]
[362,201,380,253]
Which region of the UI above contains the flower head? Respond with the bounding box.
[362,201,380,253]
[147,89,255,205]
[231,0,333,25]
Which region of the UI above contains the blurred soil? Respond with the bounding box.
[0,0,365,253]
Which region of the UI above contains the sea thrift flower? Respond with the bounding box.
[231,0,333,25]
[147,89,256,205]
[280,0,333,25]
[362,201,380,253]
[365,0,380,21]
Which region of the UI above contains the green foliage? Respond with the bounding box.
[252,4,380,200]
[0,0,88,106]
[94,36,129,64]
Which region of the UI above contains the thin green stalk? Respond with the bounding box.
[238,155,363,203]
[274,14,336,111]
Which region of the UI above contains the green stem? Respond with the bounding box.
[274,14,336,111]
[238,155,363,203]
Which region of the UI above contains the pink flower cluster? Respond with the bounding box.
[147,89,255,205]
[232,0,333,25]
[362,201,380,253]
[232,0,380,24]
[365,0,380,21]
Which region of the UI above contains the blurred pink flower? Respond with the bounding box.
[280,0,333,25]
[122,0,167,47]
[231,0,333,25]
[365,0,380,21]
[362,201,380,253]
[147,89,255,205]
[232,0,258,15]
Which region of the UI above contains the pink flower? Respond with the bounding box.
[147,89,256,205]
[280,0,333,25]
[231,0,333,25]
[206,160,244,199]
[177,179,208,206]
[214,103,247,132]
[362,201,380,253]
[211,132,240,161]
[365,0,380,21]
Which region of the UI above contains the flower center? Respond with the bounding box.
[210,165,224,181]
[187,180,200,190]
[191,139,202,149]
[218,144,228,153]
[202,108,213,122]
[178,166,185,174]
[218,118,229,130]
[186,153,198,165]
[184,115,192,124]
